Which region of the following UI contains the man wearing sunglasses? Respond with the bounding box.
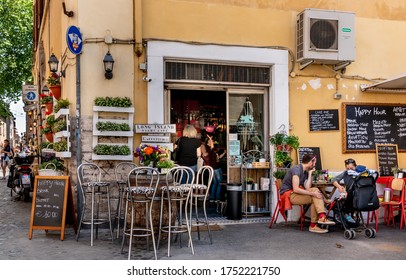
[280,153,335,234]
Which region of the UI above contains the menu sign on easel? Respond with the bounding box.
[376,144,398,176]
[29,176,77,241]
[309,109,339,131]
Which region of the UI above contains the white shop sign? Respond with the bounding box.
[141,142,174,152]
[142,135,170,143]
[135,124,176,133]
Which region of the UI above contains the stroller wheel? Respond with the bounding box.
[365,228,376,238]
[344,229,356,240]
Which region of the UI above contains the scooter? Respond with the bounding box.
[8,155,35,202]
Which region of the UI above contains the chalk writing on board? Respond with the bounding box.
[297,147,322,171]
[376,144,398,176]
[309,110,339,131]
[343,103,406,152]
[33,178,67,227]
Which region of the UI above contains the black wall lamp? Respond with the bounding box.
[48,53,65,77]
[103,51,114,79]
[42,85,50,95]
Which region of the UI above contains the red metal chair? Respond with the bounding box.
[269,179,306,230]
[379,178,406,229]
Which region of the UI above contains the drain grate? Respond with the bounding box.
[207,216,271,225]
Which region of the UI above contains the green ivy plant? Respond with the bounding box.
[274,151,293,167]
[53,140,68,152]
[47,73,61,86]
[156,159,174,168]
[38,159,65,171]
[46,115,57,126]
[41,126,53,135]
[54,98,71,113]
[93,144,131,155]
[94,97,132,107]
[40,141,53,150]
[273,169,287,180]
[96,121,130,131]
[53,119,67,133]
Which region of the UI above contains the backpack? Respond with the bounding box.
[351,174,379,211]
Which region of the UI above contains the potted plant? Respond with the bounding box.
[391,166,403,178]
[274,150,293,168]
[53,139,68,152]
[156,158,175,174]
[54,98,70,113]
[38,158,65,176]
[53,119,67,133]
[95,96,132,107]
[40,93,54,113]
[40,125,53,142]
[245,177,254,190]
[134,144,167,167]
[270,132,287,150]
[93,144,131,156]
[47,73,61,100]
[96,121,130,131]
[270,132,300,152]
[46,115,57,127]
[273,169,287,180]
[285,135,300,151]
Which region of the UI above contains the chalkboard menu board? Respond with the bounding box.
[297,147,322,171]
[29,176,72,241]
[376,144,398,176]
[343,103,406,152]
[309,109,339,131]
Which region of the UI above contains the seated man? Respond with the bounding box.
[280,153,335,233]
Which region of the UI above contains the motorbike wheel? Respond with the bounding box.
[23,187,30,202]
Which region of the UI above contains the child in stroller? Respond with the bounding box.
[327,166,379,239]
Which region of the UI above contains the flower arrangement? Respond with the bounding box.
[134,144,168,166]
[40,92,54,104]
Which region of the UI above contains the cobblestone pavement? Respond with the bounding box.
[1,172,406,261]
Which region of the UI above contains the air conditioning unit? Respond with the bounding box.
[296,9,355,69]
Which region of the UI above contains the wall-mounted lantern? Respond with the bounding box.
[103,51,114,79]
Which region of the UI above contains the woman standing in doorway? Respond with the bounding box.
[201,132,226,202]
[174,125,201,182]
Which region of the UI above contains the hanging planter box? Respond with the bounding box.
[55,151,71,158]
[93,130,133,137]
[93,106,134,113]
[92,154,133,161]
[55,108,69,119]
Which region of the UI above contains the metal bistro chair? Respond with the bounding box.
[190,165,214,243]
[158,166,195,257]
[76,163,114,246]
[120,167,160,260]
[114,162,138,240]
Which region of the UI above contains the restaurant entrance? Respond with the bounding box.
[169,89,228,182]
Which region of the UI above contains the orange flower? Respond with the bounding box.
[144,146,153,155]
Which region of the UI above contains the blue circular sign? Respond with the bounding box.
[66,25,83,55]
[27,91,36,101]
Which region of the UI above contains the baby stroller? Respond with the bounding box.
[327,168,379,240]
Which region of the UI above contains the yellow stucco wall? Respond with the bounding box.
[34,0,406,171]
[139,0,406,171]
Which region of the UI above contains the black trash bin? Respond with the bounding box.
[226,183,242,220]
